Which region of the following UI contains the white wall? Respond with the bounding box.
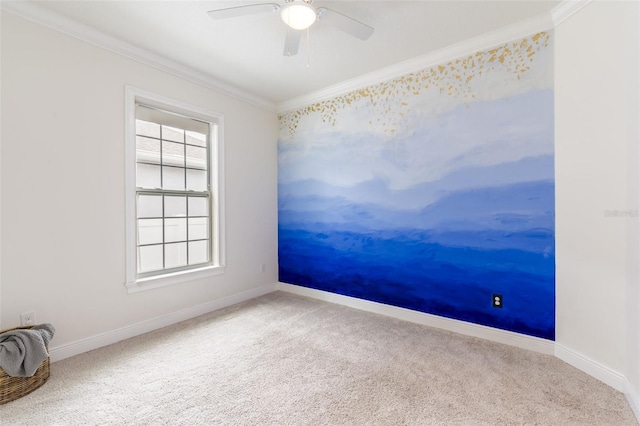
[555,0,639,399]
[0,12,278,349]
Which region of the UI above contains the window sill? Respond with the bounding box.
[126,265,225,294]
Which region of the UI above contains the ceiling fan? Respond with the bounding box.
[207,0,375,56]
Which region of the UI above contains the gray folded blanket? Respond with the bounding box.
[0,324,55,377]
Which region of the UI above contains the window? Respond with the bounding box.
[125,87,225,292]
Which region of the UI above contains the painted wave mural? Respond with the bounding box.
[278,33,555,340]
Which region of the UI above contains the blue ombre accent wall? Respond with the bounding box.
[278,33,555,340]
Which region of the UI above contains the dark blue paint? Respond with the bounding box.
[279,227,555,339]
[278,180,555,340]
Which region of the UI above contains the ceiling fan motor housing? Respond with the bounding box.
[281,0,318,30]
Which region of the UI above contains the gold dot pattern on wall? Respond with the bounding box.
[278,32,551,139]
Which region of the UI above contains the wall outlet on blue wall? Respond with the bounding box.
[492,294,503,308]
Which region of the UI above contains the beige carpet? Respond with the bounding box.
[2,292,637,425]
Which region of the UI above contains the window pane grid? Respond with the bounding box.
[135,113,211,277]
[136,119,209,192]
[135,193,212,273]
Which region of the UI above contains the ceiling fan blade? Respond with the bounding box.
[283,30,301,56]
[316,7,374,41]
[207,3,280,20]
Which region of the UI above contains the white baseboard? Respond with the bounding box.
[47,279,637,423]
[624,378,640,424]
[554,343,626,392]
[49,283,277,362]
[278,282,639,417]
[276,282,555,355]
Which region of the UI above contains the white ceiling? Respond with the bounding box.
[25,0,561,105]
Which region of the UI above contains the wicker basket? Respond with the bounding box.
[0,325,51,405]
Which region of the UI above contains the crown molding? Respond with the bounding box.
[551,0,593,26]
[277,12,554,112]
[0,1,277,112]
[1,0,592,115]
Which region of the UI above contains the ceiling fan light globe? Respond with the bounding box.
[281,2,317,30]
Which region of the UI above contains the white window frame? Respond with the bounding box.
[125,86,225,293]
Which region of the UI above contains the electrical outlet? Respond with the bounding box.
[492,294,503,309]
[20,311,36,326]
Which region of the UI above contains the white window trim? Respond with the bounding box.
[124,86,226,293]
